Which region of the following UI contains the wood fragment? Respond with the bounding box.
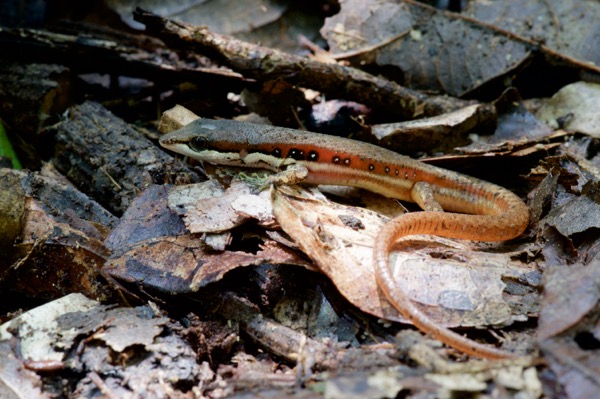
[50,101,201,215]
[134,8,473,120]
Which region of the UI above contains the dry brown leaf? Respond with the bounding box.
[467,0,599,68]
[457,89,555,154]
[105,184,187,253]
[271,184,534,327]
[271,185,384,316]
[540,339,600,399]
[323,0,530,96]
[322,0,599,96]
[105,177,310,294]
[538,263,600,340]
[105,235,311,294]
[537,261,600,399]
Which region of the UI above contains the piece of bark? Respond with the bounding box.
[0,26,247,94]
[134,8,473,120]
[0,63,74,169]
[0,168,118,301]
[50,101,201,215]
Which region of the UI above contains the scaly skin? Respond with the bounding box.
[160,118,529,359]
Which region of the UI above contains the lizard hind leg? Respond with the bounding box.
[411,181,444,212]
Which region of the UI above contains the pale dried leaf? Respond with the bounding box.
[536,82,600,137]
[167,178,272,233]
[93,308,168,352]
[271,185,534,327]
[231,191,278,228]
[0,293,99,362]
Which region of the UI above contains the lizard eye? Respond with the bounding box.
[189,136,208,152]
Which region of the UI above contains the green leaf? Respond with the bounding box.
[0,121,22,169]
